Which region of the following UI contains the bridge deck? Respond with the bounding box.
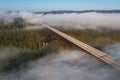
[42,24,120,70]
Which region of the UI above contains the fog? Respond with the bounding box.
[1,10,120,29]
[0,47,22,59]
[0,48,120,80]
[20,12,120,29]
[102,44,120,61]
[0,10,120,80]
[0,10,20,24]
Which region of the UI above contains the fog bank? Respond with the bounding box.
[1,10,120,29]
[20,12,120,29]
[0,50,120,80]
[0,11,20,24]
[102,44,120,61]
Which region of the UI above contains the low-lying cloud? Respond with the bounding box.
[0,10,20,24]
[0,10,120,29]
[102,44,120,61]
[19,12,120,29]
[0,10,120,80]
[0,50,120,80]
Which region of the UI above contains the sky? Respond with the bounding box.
[0,0,120,11]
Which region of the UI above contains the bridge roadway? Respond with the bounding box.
[26,24,120,70]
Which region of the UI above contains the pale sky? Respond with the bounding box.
[0,0,120,11]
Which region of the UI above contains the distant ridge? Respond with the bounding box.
[34,10,120,14]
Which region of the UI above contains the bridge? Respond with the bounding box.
[26,24,120,70]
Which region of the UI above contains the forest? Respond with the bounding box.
[58,27,120,48]
[0,19,120,72]
[0,19,73,72]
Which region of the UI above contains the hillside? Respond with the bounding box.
[35,10,120,14]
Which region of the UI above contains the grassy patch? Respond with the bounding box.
[57,27,120,48]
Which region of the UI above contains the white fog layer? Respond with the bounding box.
[0,10,120,80]
[0,49,120,80]
[102,44,120,61]
[0,10,120,29]
[21,12,120,29]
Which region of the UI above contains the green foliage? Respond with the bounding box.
[0,47,57,72]
[0,28,72,72]
[0,30,43,51]
[58,28,120,48]
[1,24,120,72]
[0,28,70,52]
